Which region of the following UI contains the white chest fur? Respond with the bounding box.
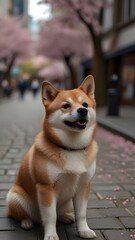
[61,149,87,174]
[46,149,96,185]
[46,152,96,205]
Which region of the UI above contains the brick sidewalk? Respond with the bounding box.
[0,94,135,240]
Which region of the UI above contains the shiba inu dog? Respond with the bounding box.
[6,75,98,240]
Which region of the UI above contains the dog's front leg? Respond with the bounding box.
[73,183,96,239]
[37,184,59,240]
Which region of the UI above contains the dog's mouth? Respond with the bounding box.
[64,119,87,129]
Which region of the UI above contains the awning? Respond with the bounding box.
[105,44,135,59]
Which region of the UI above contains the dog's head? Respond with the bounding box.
[42,75,96,148]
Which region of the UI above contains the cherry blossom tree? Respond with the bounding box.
[38,19,92,88]
[40,0,110,105]
[0,16,31,80]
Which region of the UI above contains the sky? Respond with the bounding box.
[28,0,51,21]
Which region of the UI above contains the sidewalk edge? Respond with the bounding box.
[97,120,135,143]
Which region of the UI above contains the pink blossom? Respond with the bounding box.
[130,234,135,239]
[38,21,92,61]
[0,16,31,61]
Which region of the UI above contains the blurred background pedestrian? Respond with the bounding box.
[1,79,12,98]
[31,78,39,98]
[18,77,27,99]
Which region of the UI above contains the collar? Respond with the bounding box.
[59,145,86,151]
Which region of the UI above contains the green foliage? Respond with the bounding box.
[19,59,48,77]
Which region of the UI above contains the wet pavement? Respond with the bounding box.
[0,93,135,240]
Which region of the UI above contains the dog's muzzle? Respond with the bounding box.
[64,107,88,130]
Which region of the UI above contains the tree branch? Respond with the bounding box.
[66,0,97,45]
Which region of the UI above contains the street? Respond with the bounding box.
[0,93,135,240]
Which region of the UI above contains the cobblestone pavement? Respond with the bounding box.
[0,93,135,240]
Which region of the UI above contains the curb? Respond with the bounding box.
[97,118,135,143]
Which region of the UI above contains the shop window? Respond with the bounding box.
[130,0,135,18]
[122,64,135,100]
[11,0,24,16]
[115,0,135,25]
[123,0,135,22]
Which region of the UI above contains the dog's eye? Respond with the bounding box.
[82,102,88,108]
[62,104,71,109]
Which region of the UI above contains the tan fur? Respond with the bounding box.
[8,201,29,221]
[84,183,91,200]
[8,186,30,221]
[7,75,98,239]
[37,184,53,207]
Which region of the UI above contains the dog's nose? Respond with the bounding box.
[77,108,88,117]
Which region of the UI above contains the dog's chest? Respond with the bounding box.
[57,173,80,203]
[47,150,87,180]
[46,161,81,203]
[46,150,96,202]
[62,149,88,174]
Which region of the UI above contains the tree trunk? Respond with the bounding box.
[91,36,107,107]
[75,9,107,107]
[64,55,78,89]
[4,54,17,81]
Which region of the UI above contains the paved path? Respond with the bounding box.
[0,93,135,240]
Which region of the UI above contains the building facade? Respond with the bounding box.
[0,0,28,26]
[10,0,28,26]
[0,0,12,15]
[102,0,135,105]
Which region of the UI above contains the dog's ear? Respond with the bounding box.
[42,81,59,105]
[79,75,95,98]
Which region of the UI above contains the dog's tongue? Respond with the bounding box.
[77,120,86,126]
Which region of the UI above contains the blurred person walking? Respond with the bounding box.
[1,79,12,98]
[31,78,39,98]
[18,78,27,99]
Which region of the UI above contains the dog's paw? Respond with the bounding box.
[58,212,75,224]
[78,229,96,239]
[44,234,59,240]
[21,219,33,230]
